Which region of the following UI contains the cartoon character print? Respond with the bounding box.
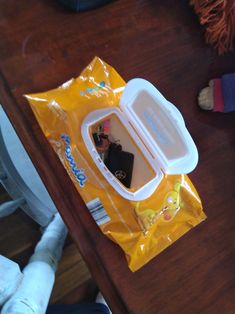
[160,182,181,222]
[134,205,156,234]
[134,182,181,234]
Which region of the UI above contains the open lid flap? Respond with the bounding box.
[120,78,198,174]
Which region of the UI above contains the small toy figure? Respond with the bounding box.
[198,73,235,112]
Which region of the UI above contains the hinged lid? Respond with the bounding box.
[120,78,198,174]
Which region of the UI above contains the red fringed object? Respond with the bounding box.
[190,0,235,54]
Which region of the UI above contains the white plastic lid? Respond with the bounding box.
[120,78,198,174]
[81,107,164,201]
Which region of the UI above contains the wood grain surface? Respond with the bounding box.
[0,186,96,305]
[1,0,235,313]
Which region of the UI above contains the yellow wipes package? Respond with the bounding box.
[26,57,206,271]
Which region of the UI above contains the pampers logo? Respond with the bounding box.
[80,81,105,96]
[61,134,87,188]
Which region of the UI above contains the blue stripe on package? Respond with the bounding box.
[222,73,235,112]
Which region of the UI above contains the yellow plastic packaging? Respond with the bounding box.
[26,57,206,272]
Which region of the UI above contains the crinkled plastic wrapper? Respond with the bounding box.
[26,57,206,271]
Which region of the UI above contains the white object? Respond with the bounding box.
[0,105,57,226]
[1,213,67,314]
[0,256,23,305]
[0,198,25,218]
[96,292,112,314]
[82,78,198,201]
[198,80,214,110]
[1,262,55,314]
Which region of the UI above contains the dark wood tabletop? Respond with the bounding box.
[1,0,235,313]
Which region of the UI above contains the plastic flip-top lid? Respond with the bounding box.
[119,78,198,175]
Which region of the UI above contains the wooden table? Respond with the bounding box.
[1,1,235,313]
